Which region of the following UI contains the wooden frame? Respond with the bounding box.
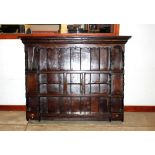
[64,24,119,35]
[29,24,119,35]
[0,24,120,39]
[86,24,119,35]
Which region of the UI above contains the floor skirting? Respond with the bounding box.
[0,105,155,112]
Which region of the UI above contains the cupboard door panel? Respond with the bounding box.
[47,74,63,84]
[85,73,109,95]
[91,97,99,112]
[99,97,108,113]
[111,46,123,71]
[111,97,123,113]
[39,48,47,71]
[91,84,100,94]
[27,97,38,112]
[91,48,99,70]
[40,97,48,113]
[100,84,109,95]
[39,74,47,83]
[71,97,80,113]
[91,97,109,113]
[48,97,59,113]
[47,48,59,70]
[40,84,47,94]
[60,97,71,114]
[111,74,123,95]
[91,74,100,83]
[81,97,90,113]
[71,48,80,70]
[26,74,37,94]
[47,84,63,94]
[27,47,38,71]
[59,48,70,70]
[100,47,110,70]
[40,84,63,95]
[100,74,109,83]
[67,74,81,95]
[68,74,81,84]
[81,48,90,70]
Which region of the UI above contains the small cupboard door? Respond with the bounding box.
[39,73,64,95]
[111,97,123,113]
[85,73,110,95]
[111,46,124,71]
[111,74,123,95]
[26,73,37,95]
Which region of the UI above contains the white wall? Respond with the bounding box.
[0,24,155,105]
[0,40,25,105]
[120,24,155,105]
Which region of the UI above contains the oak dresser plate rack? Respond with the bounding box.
[21,35,131,121]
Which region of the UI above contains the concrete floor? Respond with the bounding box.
[0,111,155,131]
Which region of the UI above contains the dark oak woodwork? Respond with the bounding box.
[21,35,131,121]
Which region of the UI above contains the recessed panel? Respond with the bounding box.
[91,48,99,70]
[47,48,59,70]
[27,97,39,111]
[59,97,71,113]
[81,48,90,70]
[71,97,80,113]
[67,74,81,84]
[59,48,70,70]
[111,46,123,71]
[99,97,108,112]
[40,84,47,94]
[26,74,37,93]
[47,74,63,84]
[67,85,81,95]
[81,97,90,113]
[48,97,59,113]
[40,97,48,113]
[39,48,47,71]
[27,47,38,71]
[111,74,123,95]
[71,48,80,70]
[100,47,110,70]
[111,97,123,112]
[91,97,99,112]
[48,84,63,94]
[39,74,47,83]
[91,84,100,94]
[100,84,109,95]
